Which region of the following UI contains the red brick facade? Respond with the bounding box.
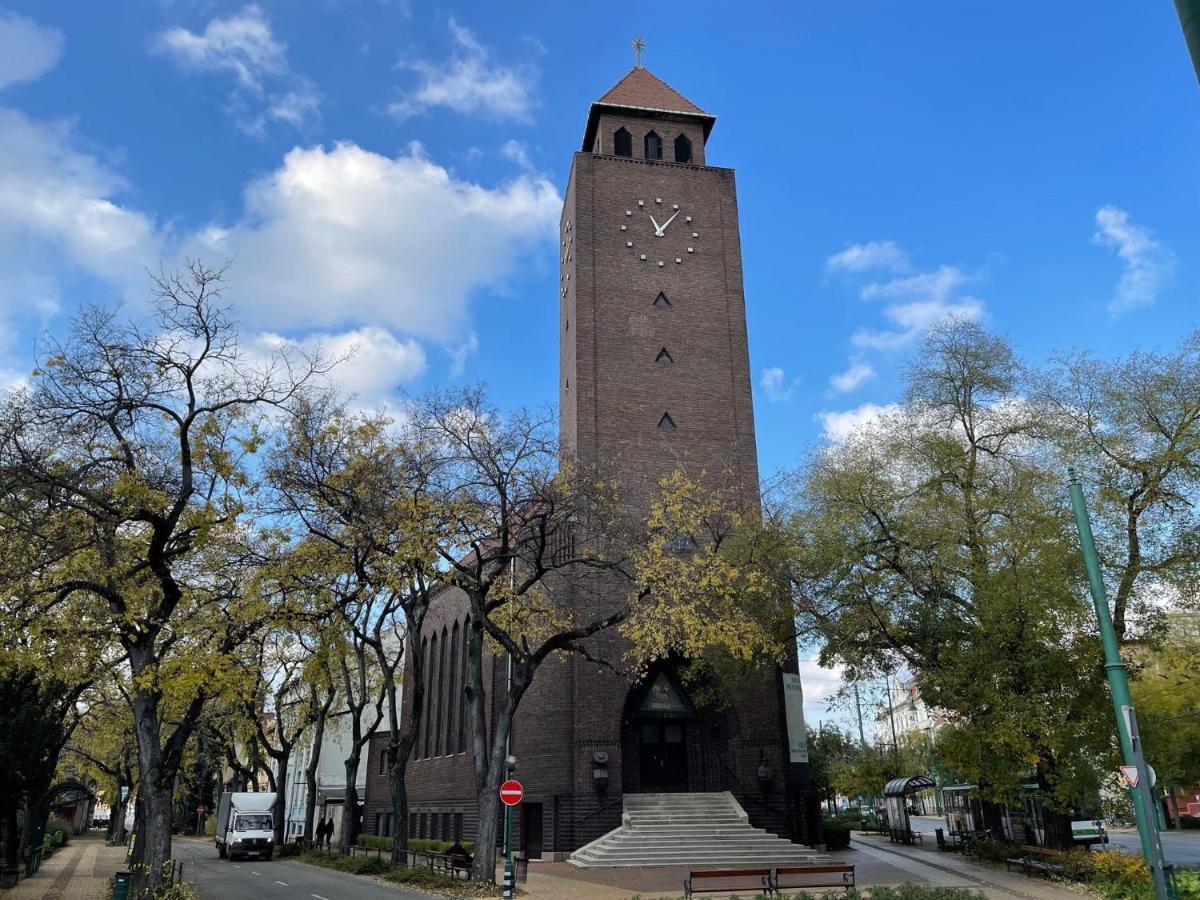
[367,67,816,859]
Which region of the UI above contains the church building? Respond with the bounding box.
[365,63,816,862]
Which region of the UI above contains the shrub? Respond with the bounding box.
[357,835,474,855]
[48,818,73,846]
[1181,815,1200,830]
[148,883,200,900]
[971,840,1021,865]
[822,820,851,850]
[1090,850,1150,887]
[1175,868,1200,900]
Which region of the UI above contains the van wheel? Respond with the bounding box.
[263,852,272,862]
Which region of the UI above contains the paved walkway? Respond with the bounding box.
[502,835,1092,900]
[4,832,127,900]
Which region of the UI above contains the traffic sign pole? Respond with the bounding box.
[1069,471,1173,900]
[500,780,523,900]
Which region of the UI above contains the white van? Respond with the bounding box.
[214,792,277,861]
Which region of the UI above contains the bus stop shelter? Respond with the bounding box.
[883,775,935,845]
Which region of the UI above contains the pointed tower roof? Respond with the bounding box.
[582,67,716,151]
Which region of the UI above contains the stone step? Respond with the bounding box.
[572,851,829,868]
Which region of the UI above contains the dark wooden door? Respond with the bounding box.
[521,803,543,859]
[638,720,687,791]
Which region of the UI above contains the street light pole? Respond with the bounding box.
[1068,469,1171,900]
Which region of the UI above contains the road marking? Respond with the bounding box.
[276,881,289,886]
[311,895,330,900]
[251,870,262,876]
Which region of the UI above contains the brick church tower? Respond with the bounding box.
[377,65,816,862]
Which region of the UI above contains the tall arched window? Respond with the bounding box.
[458,625,469,753]
[418,636,430,758]
[424,633,438,758]
[446,622,459,754]
[674,134,692,163]
[644,131,662,160]
[613,127,632,157]
[434,627,447,756]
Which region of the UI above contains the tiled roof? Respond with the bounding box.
[596,66,707,116]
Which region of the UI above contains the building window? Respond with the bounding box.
[409,813,417,839]
[613,127,632,157]
[654,292,671,308]
[454,812,464,840]
[458,626,469,753]
[644,131,662,160]
[424,633,438,759]
[419,812,427,839]
[674,134,692,163]
[658,412,676,430]
[441,812,450,842]
[378,746,388,776]
[435,627,447,756]
[446,622,459,755]
[656,348,673,365]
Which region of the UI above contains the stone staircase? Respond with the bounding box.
[569,792,830,868]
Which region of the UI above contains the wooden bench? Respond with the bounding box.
[684,867,772,898]
[1007,845,1067,877]
[772,864,856,893]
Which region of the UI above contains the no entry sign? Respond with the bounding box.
[500,780,524,806]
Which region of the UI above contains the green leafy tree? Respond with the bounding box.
[788,320,1112,846]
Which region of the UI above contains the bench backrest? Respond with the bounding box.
[775,865,854,875]
[689,868,772,879]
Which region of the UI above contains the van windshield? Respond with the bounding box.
[234,815,272,832]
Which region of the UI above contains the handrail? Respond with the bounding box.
[575,796,623,824]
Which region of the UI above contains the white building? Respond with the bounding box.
[876,677,942,745]
[282,707,370,843]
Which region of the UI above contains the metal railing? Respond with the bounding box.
[298,839,472,880]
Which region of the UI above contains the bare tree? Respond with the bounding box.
[0,262,324,895]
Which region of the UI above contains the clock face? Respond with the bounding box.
[621,197,698,267]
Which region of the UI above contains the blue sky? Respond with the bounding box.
[1,2,1196,727]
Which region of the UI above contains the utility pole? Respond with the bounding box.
[854,683,868,749]
[884,676,900,757]
[1068,469,1172,900]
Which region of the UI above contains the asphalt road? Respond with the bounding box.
[1103,829,1200,867]
[173,838,434,900]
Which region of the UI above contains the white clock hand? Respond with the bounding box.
[658,210,680,233]
[648,212,662,236]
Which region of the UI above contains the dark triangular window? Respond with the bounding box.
[653,292,671,308]
[656,348,673,365]
[658,412,676,430]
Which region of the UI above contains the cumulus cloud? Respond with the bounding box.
[829,361,875,393]
[847,257,985,349]
[154,4,320,134]
[760,367,798,403]
[253,326,426,409]
[818,402,900,442]
[826,239,909,274]
[1094,205,1175,316]
[0,10,63,90]
[389,19,536,122]
[186,141,560,341]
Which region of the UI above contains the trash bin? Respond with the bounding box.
[935,828,945,850]
[513,856,528,884]
[112,871,133,900]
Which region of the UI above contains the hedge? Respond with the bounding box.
[822,820,851,850]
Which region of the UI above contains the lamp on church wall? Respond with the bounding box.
[592,751,610,799]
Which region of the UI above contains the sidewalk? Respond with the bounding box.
[503,835,1092,900]
[3,832,126,900]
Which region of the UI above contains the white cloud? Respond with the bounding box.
[850,264,984,349]
[0,10,63,90]
[154,5,320,134]
[389,19,536,122]
[185,141,560,342]
[829,361,875,393]
[1094,205,1175,316]
[818,403,900,442]
[826,240,909,274]
[796,658,848,726]
[254,325,426,409]
[501,139,534,171]
[759,366,798,403]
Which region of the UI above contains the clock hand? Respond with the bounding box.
[648,212,663,236]
[658,210,680,233]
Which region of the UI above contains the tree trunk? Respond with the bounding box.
[273,748,289,847]
[131,678,173,896]
[303,744,322,844]
[340,757,361,850]
[388,752,410,866]
[2,806,19,870]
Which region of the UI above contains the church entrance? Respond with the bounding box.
[638,720,687,791]
[627,669,693,793]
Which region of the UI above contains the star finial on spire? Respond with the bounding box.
[632,36,646,68]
